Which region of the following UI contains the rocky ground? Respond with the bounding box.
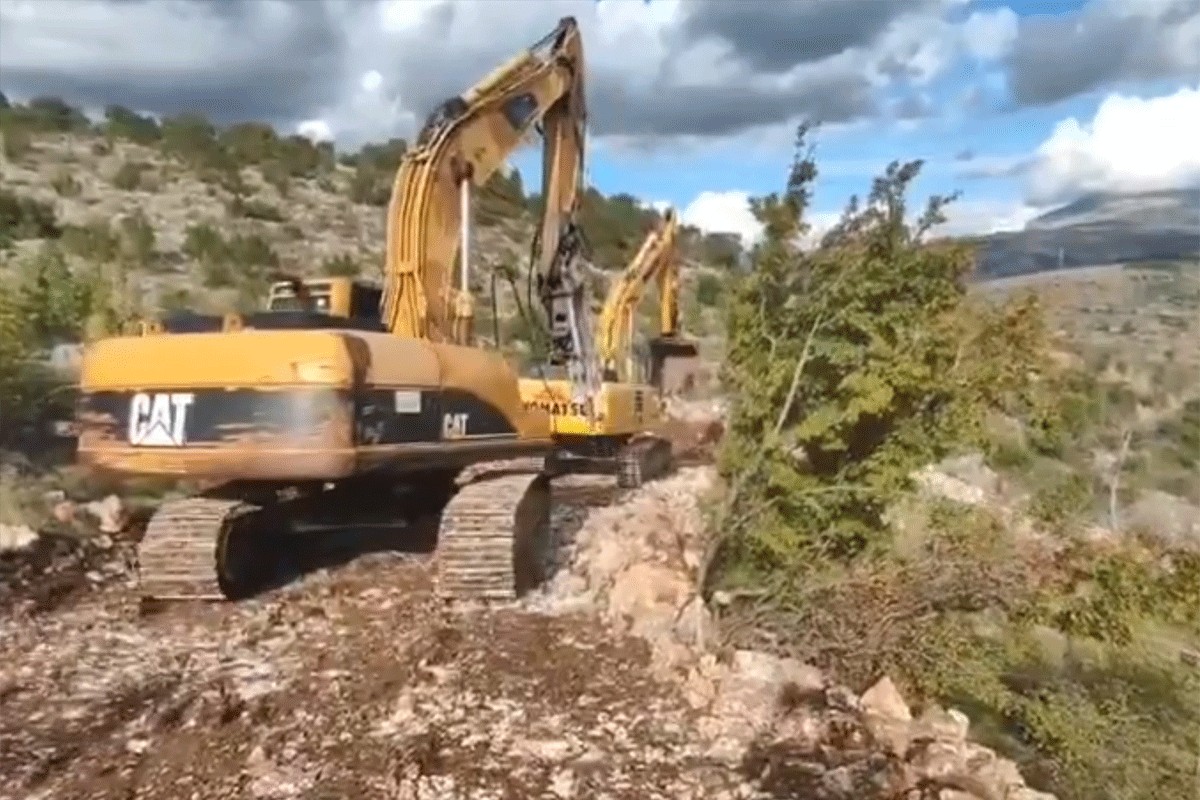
[0,427,1055,800]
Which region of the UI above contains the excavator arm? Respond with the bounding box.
[596,208,695,383]
[380,17,588,350]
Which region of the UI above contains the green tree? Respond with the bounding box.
[706,125,1200,800]
[0,189,60,245]
[715,127,982,572]
[220,121,279,165]
[17,244,94,345]
[103,105,161,144]
[25,96,89,132]
[694,272,723,307]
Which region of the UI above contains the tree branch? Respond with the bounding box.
[1108,427,1133,531]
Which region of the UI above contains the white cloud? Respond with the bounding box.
[1025,85,1200,204]
[680,192,849,250]
[359,70,383,93]
[0,0,1017,150]
[931,199,1043,236]
[680,191,762,245]
[680,190,1042,247]
[960,8,1019,61]
[296,119,334,142]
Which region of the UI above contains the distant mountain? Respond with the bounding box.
[969,188,1200,279]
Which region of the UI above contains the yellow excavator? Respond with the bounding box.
[75,17,595,604]
[518,206,701,487]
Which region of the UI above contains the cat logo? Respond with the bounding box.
[128,392,194,447]
[442,412,469,439]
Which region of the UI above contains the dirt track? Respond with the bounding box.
[0,474,760,800]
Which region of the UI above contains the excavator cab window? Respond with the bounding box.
[350,282,383,322]
[267,282,332,314]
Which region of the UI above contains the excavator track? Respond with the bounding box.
[136,497,260,602]
[616,436,674,489]
[436,460,553,602]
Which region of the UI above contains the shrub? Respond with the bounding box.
[322,254,360,277]
[111,160,148,191]
[0,189,61,245]
[60,220,120,263]
[0,122,33,161]
[229,196,285,222]
[50,169,82,197]
[103,105,161,145]
[260,160,291,197]
[182,223,226,264]
[116,210,157,266]
[226,233,279,273]
[695,272,723,307]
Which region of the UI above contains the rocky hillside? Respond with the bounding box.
[0,95,737,349]
[970,188,1200,278]
[0,454,1054,800]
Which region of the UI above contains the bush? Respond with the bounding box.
[695,272,723,307]
[50,169,82,197]
[182,223,226,264]
[260,160,291,197]
[116,210,157,266]
[226,233,278,271]
[346,137,407,206]
[322,254,360,277]
[348,163,391,206]
[229,196,285,222]
[60,220,120,263]
[0,189,61,246]
[0,121,32,161]
[103,105,161,145]
[111,160,148,191]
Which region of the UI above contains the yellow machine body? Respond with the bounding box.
[78,328,553,481]
[74,17,600,604]
[517,377,664,438]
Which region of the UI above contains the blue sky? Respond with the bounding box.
[510,0,1200,241]
[1,0,1197,243]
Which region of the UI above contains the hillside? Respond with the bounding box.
[970,188,1200,278]
[4,93,1199,800]
[0,96,738,358]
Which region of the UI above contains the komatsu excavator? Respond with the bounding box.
[75,17,595,604]
[519,207,701,487]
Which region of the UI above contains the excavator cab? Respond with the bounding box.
[265,277,382,321]
[138,277,388,336]
[646,334,702,397]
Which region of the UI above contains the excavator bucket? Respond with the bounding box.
[647,335,702,397]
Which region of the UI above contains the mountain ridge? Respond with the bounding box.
[969,187,1199,279]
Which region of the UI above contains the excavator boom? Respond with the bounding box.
[381,16,588,368]
[595,208,700,390]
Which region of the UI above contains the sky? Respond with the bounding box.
[1,0,1198,245]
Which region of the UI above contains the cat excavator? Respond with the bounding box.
[519,207,701,487]
[75,17,594,604]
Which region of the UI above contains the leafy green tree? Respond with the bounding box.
[715,127,984,573]
[220,121,279,165]
[17,244,95,345]
[103,105,161,144]
[0,189,60,245]
[695,272,723,307]
[25,96,89,132]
